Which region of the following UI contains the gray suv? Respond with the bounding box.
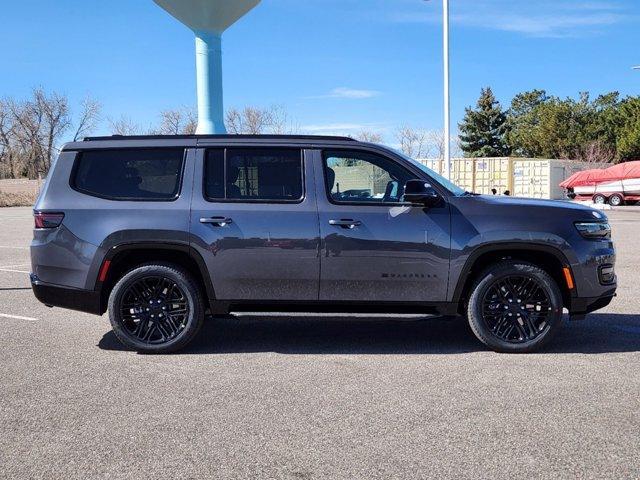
[31,135,617,353]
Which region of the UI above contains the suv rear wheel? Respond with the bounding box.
[466,261,563,353]
[108,263,205,354]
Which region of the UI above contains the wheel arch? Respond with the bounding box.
[95,242,216,314]
[452,243,574,313]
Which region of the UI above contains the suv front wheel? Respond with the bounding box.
[108,263,205,354]
[466,261,563,353]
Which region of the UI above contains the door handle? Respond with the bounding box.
[329,219,362,229]
[200,216,233,227]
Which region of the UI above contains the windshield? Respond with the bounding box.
[390,149,467,196]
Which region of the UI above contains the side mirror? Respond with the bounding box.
[403,179,441,207]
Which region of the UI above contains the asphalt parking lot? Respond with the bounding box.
[1,206,639,479]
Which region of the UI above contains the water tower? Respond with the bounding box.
[153,0,261,134]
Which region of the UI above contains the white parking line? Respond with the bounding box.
[0,263,31,269]
[0,313,38,321]
[0,268,30,274]
[0,245,29,250]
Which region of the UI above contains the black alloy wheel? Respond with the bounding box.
[481,275,552,343]
[120,276,189,344]
[467,261,563,353]
[108,264,205,353]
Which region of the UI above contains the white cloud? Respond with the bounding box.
[456,11,625,38]
[392,0,630,38]
[309,87,381,100]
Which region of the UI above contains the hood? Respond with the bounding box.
[471,195,608,220]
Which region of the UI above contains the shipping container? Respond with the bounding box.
[474,158,511,195]
[416,157,606,200]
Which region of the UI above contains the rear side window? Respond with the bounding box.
[204,148,303,202]
[72,148,185,201]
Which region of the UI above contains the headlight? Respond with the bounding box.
[575,222,611,240]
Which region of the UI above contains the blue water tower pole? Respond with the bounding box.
[153,0,262,134]
[194,31,225,134]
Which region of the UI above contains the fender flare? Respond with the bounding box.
[451,242,574,304]
[95,241,216,310]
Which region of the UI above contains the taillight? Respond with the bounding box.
[34,212,65,229]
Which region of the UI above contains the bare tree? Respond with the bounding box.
[426,130,445,159]
[451,134,463,158]
[269,104,299,134]
[225,105,298,135]
[5,89,71,178]
[154,107,197,135]
[240,106,271,134]
[10,97,44,178]
[225,108,243,134]
[73,97,102,141]
[394,128,462,160]
[576,139,616,164]
[0,99,18,178]
[395,126,429,158]
[355,130,384,143]
[183,109,197,135]
[109,115,141,136]
[1,90,99,179]
[35,89,71,174]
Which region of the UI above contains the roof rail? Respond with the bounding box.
[82,134,357,142]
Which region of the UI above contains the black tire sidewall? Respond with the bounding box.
[467,262,563,353]
[108,264,204,354]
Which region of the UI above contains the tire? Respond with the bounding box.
[108,263,205,354]
[592,194,606,205]
[466,261,564,353]
[608,194,624,207]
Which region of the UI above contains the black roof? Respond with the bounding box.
[83,134,357,142]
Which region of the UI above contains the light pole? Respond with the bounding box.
[442,0,451,180]
[425,0,451,179]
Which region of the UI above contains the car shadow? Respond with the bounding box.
[98,312,640,355]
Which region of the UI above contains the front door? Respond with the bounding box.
[190,147,320,301]
[314,148,451,303]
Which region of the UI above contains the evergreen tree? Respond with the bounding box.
[616,97,640,161]
[459,87,511,157]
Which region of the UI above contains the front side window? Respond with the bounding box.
[73,148,184,201]
[204,148,303,202]
[323,150,414,204]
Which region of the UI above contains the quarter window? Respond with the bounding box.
[204,148,303,202]
[323,150,413,204]
[73,148,184,201]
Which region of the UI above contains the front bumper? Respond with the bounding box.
[568,287,616,318]
[31,274,103,315]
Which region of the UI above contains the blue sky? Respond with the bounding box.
[1,0,638,142]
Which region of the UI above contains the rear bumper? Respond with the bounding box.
[30,274,103,315]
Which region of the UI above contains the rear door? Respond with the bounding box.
[190,146,320,302]
[314,148,451,303]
